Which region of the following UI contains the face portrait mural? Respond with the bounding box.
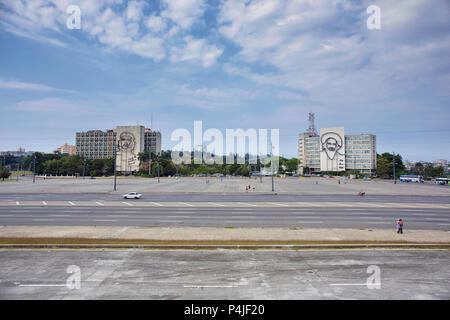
[321,132,343,160]
[118,132,136,153]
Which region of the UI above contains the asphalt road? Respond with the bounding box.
[0,249,448,299]
[0,203,449,230]
[1,193,450,203]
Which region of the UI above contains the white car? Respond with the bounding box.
[123,192,142,199]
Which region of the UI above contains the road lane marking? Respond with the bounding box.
[180,202,193,207]
[122,202,133,206]
[184,285,238,288]
[42,201,47,205]
[68,201,75,206]
[297,221,323,223]
[94,219,116,222]
[50,215,70,217]
[367,222,390,224]
[208,202,225,207]
[19,284,67,287]
[330,284,368,287]
[150,202,163,206]
[96,202,104,206]
[267,202,289,207]
[239,202,257,207]
[16,201,20,206]
[33,219,55,221]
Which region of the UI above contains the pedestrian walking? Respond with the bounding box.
[396,219,404,234]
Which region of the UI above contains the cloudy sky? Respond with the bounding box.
[0,0,449,161]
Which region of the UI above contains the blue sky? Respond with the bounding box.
[0,0,449,162]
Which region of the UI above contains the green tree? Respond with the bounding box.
[376,157,391,178]
[376,153,406,178]
[0,166,11,181]
[285,158,299,174]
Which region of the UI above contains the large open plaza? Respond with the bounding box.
[0,176,449,196]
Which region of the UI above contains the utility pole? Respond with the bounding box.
[393,152,396,184]
[157,152,160,183]
[259,158,262,183]
[271,142,274,192]
[82,157,86,179]
[32,153,36,184]
[113,140,117,191]
[148,152,151,176]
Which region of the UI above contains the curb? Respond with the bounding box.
[1,243,449,250]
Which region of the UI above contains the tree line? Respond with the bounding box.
[21,153,114,177]
[11,151,447,180]
[376,153,446,179]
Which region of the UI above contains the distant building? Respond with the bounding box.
[433,159,449,175]
[0,147,33,157]
[298,127,377,175]
[75,125,162,173]
[55,143,76,155]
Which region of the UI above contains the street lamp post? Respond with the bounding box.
[393,152,396,184]
[82,157,86,179]
[157,152,160,183]
[270,142,274,192]
[259,158,262,183]
[113,140,117,191]
[32,153,36,184]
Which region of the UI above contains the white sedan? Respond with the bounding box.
[123,192,142,199]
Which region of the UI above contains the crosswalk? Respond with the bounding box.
[0,200,449,209]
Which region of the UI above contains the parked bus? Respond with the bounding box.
[399,175,424,183]
[435,178,450,185]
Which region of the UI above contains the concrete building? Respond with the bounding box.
[55,143,76,155]
[75,129,116,160]
[298,127,377,175]
[76,125,162,172]
[433,159,449,175]
[298,132,321,174]
[0,147,33,157]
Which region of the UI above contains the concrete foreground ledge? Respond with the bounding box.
[0,226,449,244]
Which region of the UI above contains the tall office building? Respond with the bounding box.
[76,125,162,172]
[298,127,377,175]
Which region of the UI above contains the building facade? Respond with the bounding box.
[433,159,449,175]
[75,126,162,172]
[55,143,76,155]
[298,127,377,175]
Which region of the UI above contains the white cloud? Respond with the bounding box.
[170,36,223,67]
[161,0,205,30]
[146,15,167,33]
[7,98,95,114]
[179,84,226,98]
[218,0,450,103]
[126,0,144,22]
[0,78,75,93]
[0,0,222,66]
[131,35,165,60]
